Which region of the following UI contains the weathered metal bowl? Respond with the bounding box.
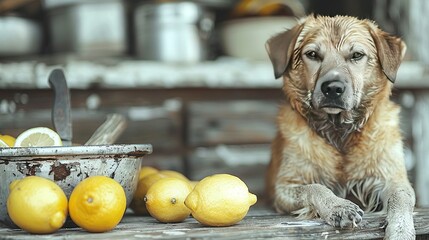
[0,144,152,226]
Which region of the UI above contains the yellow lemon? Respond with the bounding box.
[69,176,126,233]
[7,176,68,234]
[130,170,189,215]
[129,172,167,215]
[0,135,16,147]
[138,166,159,180]
[14,127,62,147]
[0,139,9,148]
[185,174,257,227]
[145,177,192,223]
[159,170,189,182]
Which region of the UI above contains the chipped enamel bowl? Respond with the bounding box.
[0,144,152,226]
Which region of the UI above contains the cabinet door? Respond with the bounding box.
[188,100,279,147]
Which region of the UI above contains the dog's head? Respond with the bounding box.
[265,15,406,117]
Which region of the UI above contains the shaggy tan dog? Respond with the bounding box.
[265,15,415,239]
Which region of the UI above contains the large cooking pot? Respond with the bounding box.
[134,1,214,63]
[0,144,152,227]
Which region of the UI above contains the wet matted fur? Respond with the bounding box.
[265,15,415,239]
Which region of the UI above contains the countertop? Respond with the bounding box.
[0,58,428,89]
[1,207,429,239]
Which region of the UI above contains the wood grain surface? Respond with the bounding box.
[1,206,428,239]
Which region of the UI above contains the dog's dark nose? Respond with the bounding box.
[321,80,345,99]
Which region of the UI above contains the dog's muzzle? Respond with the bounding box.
[312,70,353,114]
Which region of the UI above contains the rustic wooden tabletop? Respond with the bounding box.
[1,206,428,239]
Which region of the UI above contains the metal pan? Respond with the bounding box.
[0,144,152,227]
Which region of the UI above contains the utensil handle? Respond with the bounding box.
[85,113,127,145]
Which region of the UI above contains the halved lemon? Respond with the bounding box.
[14,127,62,147]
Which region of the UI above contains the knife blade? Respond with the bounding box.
[48,69,72,146]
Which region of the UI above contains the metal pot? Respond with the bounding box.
[47,0,126,56]
[134,1,214,63]
[0,144,152,227]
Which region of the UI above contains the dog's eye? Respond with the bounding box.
[351,52,365,61]
[305,51,319,60]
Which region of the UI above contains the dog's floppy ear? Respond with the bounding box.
[369,27,406,83]
[265,23,304,79]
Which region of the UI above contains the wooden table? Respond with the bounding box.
[1,206,428,239]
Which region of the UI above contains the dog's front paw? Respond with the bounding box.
[384,213,415,240]
[323,199,364,228]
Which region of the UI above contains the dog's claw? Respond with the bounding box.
[325,200,364,228]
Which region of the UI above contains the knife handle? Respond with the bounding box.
[49,69,72,142]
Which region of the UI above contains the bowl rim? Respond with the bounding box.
[0,144,152,158]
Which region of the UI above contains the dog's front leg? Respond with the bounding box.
[382,182,415,240]
[274,183,364,228]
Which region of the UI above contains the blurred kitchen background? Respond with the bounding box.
[0,0,428,206]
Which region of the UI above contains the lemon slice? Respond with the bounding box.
[14,127,62,147]
[0,139,10,147]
